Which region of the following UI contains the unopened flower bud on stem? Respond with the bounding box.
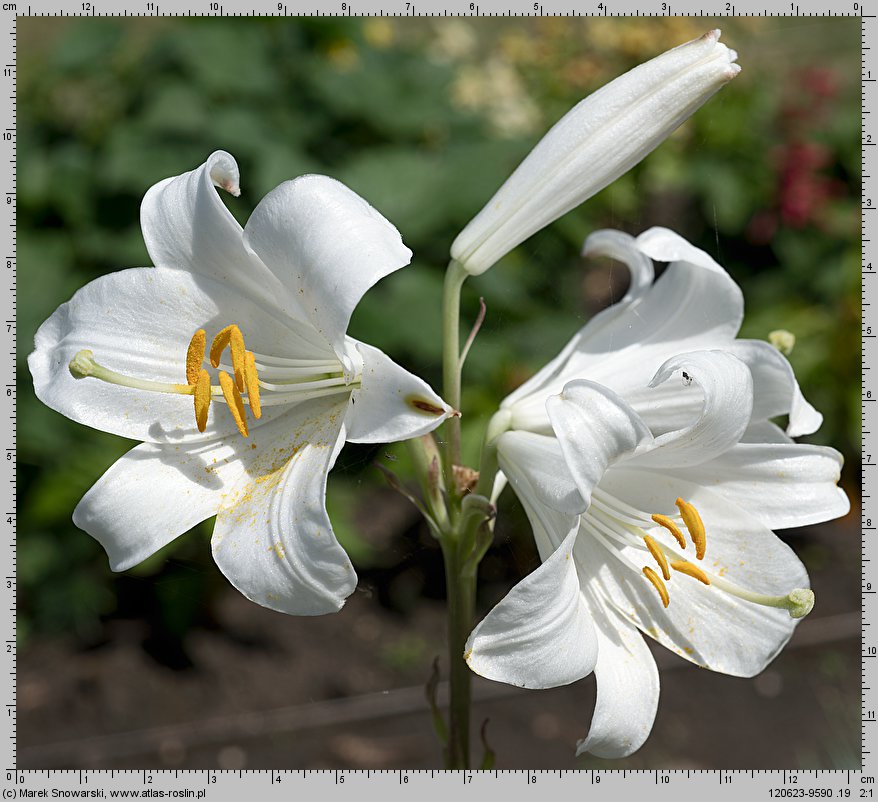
[451,30,740,276]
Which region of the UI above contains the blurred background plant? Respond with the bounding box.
[17,17,860,767]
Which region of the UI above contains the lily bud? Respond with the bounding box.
[450,30,740,276]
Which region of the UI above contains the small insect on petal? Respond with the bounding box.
[219,370,249,437]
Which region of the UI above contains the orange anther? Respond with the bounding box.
[244,351,261,419]
[651,513,687,550]
[218,370,248,437]
[193,368,211,432]
[676,498,706,560]
[186,329,206,386]
[644,535,671,581]
[670,559,711,586]
[642,566,670,608]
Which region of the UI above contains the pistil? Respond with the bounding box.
[70,350,194,395]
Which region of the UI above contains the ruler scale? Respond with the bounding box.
[4,2,870,799]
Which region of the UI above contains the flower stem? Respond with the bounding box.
[441,536,475,769]
[438,257,478,769]
[441,259,468,490]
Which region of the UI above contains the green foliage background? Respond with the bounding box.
[17,18,860,642]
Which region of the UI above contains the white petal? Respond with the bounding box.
[665,442,849,529]
[497,444,579,559]
[501,229,654,414]
[582,229,656,304]
[344,341,452,444]
[451,32,739,275]
[546,381,652,508]
[140,151,290,315]
[579,473,806,677]
[504,228,743,433]
[634,350,753,468]
[243,175,412,366]
[722,339,823,436]
[465,529,597,689]
[635,226,728,274]
[741,421,793,444]
[28,266,327,444]
[495,431,586,516]
[575,600,659,759]
[73,438,245,571]
[212,396,356,616]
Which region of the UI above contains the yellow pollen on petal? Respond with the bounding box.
[676,497,706,560]
[651,513,686,550]
[186,329,206,386]
[643,535,671,580]
[218,370,249,438]
[244,351,261,419]
[671,559,711,586]
[193,369,211,432]
[642,566,670,608]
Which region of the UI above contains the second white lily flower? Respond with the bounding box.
[465,228,849,758]
[451,30,740,276]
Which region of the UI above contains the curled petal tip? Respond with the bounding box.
[207,152,241,197]
[219,178,241,197]
[703,28,721,42]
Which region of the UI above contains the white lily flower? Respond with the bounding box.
[451,30,740,276]
[29,151,454,616]
[466,228,849,758]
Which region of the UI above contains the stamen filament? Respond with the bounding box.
[676,498,706,559]
[644,535,671,580]
[592,488,653,527]
[587,507,644,550]
[670,559,710,585]
[584,524,644,574]
[642,566,670,608]
[652,513,687,549]
[249,385,356,407]
[257,376,350,393]
[186,329,206,385]
[250,355,341,371]
[247,363,343,380]
[218,370,248,437]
